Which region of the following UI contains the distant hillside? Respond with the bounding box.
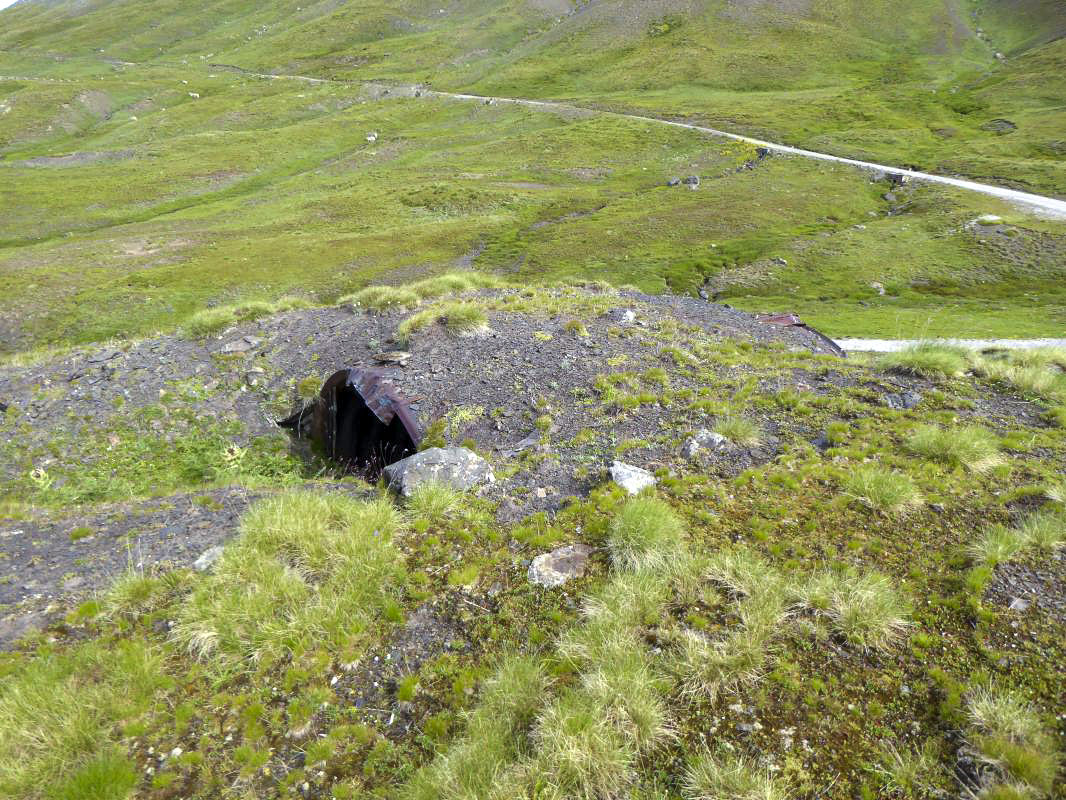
[2,0,1064,195]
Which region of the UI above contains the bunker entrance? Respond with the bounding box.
[278,368,421,478]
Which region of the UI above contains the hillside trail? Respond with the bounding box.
[208,64,1066,220]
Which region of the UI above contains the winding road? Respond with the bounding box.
[212,65,1066,220]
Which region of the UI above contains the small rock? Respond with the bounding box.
[605,308,636,325]
[366,131,378,143]
[883,192,898,204]
[870,281,886,296]
[609,461,656,495]
[771,257,787,266]
[667,177,681,187]
[528,544,595,588]
[221,339,256,354]
[682,429,729,459]
[682,175,700,188]
[1008,597,1030,612]
[87,348,121,364]
[977,214,1003,225]
[384,447,495,497]
[883,391,922,410]
[193,545,224,572]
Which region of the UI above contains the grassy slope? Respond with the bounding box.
[1,302,1064,799]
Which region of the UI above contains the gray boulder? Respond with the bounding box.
[528,544,595,588]
[609,460,656,495]
[384,447,495,497]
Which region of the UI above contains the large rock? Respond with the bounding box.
[384,447,495,497]
[609,461,656,495]
[528,544,595,588]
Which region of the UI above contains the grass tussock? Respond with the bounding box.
[906,424,1004,472]
[171,492,405,666]
[0,641,165,800]
[826,572,912,651]
[395,301,489,345]
[844,465,923,516]
[339,285,420,311]
[868,740,944,798]
[969,512,1065,567]
[714,415,763,448]
[684,749,790,800]
[406,481,463,524]
[965,686,1059,796]
[404,656,549,800]
[184,296,308,337]
[878,342,970,379]
[606,496,685,573]
[531,692,637,800]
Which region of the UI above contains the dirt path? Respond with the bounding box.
[836,338,1066,353]
[209,65,1066,219]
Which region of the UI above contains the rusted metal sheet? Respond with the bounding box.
[278,367,422,475]
[755,312,845,357]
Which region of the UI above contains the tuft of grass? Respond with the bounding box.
[826,573,912,651]
[532,692,637,800]
[1045,406,1066,428]
[579,650,673,753]
[171,492,406,666]
[0,641,165,800]
[683,748,790,800]
[410,272,501,300]
[606,496,685,573]
[713,416,762,448]
[394,302,489,345]
[844,465,922,516]
[879,343,970,379]
[868,740,943,799]
[1017,511,1065,551]
[969,512,1064,568]
[965,686,1059,795]
[968,525,1028,566]
[406,482,463,525]
[905,424,1003,473]
[405,656,549,800]
[339,285,420,312]
[184,297,307,338]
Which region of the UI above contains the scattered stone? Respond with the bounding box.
[609,460,656,495]
[682,429,729,459]
[883,391,922,410]
[384,447,495,497]
[87,348,121,364]
[604,308,636,325]
[667,177,681,187]
[1008,596,1030,612]
[682,175,700,188]
[193,545,224,572]
[981,118,1017,134]
[528,544,595,588]
[771,257,787,266]
[372,351,411,365]
[221,336,261,354]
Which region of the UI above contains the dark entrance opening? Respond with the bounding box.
[278,368,421,478]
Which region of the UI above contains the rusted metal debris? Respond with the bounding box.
[278,368,422,476]
[755,312,846,357]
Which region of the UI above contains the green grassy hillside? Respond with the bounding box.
[3,0,1064,194]
[0,0,1065,350]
